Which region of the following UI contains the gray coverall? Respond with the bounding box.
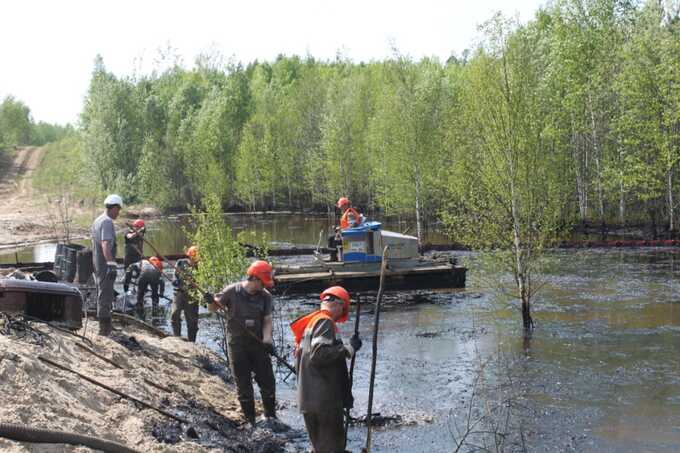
[296,313,353,453]
[219,282,276,424]
[171,258,199,342]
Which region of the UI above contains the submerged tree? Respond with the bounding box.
[443,15,572,332]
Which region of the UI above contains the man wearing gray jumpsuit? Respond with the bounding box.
[91,194,122,336]
[171,248,200,342]
[214,260,277,426]
[294,286,362,453]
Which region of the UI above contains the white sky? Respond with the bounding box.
[0,0,545,125]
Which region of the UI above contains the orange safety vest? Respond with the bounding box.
[290,309,337,347]
[340,208,361,230]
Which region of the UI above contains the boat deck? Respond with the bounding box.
[274,258,466,294]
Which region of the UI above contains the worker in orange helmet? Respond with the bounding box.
[123,218,146,293]
[328,197,363,262]
[171,245,200,341]
[290,285,362,453]
[336,197,362,230]
[211,260,277,427]
[128,255,165,320]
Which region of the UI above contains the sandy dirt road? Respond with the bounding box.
[0,146,58,249]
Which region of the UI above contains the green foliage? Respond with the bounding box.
[187,193,249,294]
[0,96,33,147]
[69,1,680,238]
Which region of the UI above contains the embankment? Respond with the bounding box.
[0,317,290,452]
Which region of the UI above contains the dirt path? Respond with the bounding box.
[0,146,57,249]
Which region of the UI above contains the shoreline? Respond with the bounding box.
[0,317,295,452]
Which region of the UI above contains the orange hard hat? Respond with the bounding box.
[320,286,351,323]
[132,219,145,229]
[149,256,162,271]
[336,197,350,208]
[247,260,274,288]
[186,245,199,261]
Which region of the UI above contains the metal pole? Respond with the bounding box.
[363,246,389,453]
[344,293,362,448]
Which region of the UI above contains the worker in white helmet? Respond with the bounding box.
[90,194,123,336]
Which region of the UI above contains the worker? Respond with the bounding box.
[123,218,145,293]
[337,197,362,230]
[91,194,123,336]
[211,260,277,427]
[291,285,362,453]
[171,246,200,342]
[327,197,362,262]
[129,256,165,319]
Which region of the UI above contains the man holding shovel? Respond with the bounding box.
[210,260,278,427]
[291,285,362,453]
[171,245,200,341]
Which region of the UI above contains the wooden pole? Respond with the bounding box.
[363,246,389,453]
[344,293,362,448]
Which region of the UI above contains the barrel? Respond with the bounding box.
[62,244,85,283]
[76,248,94,284]
[53,243,67,280]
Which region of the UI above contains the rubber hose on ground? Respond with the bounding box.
[0,422,140,453]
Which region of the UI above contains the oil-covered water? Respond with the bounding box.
[4,216,680,451]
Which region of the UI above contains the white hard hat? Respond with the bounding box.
[104,194,123,208]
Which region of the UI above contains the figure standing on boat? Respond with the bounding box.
[329,197,364,262]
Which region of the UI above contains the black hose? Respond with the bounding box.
[0,422,140,453]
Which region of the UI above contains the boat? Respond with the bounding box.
[273,221,466,294]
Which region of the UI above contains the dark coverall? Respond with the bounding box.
[171,258,199,342]
[218,282,276,424]
[131,260,164,318]
[296,313,353,453]
[123,229,144,292]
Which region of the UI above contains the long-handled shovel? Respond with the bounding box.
[362,246,389,453]
[344,293,362,448]
[131,232,297,374]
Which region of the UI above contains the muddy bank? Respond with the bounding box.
[0,316,297,452]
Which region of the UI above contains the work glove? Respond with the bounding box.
[263,341,275,355]
[350,334,362,352]
[106,262,118,281]
[202,292,214,307]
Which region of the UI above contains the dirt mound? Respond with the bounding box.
[0,317,291,452]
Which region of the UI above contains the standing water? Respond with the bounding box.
[2,216,680,451]
[200,247,680,452]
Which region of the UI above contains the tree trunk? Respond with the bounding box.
[572,127,588,222]
[619,179,625,225]
[588,93,605,226]
[509,168,532,332]
[668,168,674,233]
[414,173,423,251]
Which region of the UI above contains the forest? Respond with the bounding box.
[7,0,680,240]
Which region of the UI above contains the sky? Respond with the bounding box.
[0,0,545,125]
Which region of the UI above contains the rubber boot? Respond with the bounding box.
[98,318,112,336]
[240,400,256,427]
[187,325,198,343]
[136,302,145,320]
[263,397,277,419]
